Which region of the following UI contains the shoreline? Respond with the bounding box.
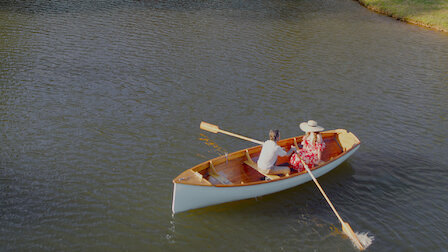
[356,0,448,33]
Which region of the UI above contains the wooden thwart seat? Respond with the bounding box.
[244,149,281,180]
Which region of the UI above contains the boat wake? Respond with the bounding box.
[354,231,374,249]
[165,218,176,244]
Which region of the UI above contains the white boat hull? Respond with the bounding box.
[172,145,359,214]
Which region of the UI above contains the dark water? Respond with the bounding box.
[1,0,447,251]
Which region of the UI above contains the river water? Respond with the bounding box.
[1,0,447,251]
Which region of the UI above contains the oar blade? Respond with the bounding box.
[200,121,220,134]
[342,221,365,250]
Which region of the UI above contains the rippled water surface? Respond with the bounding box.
[1,0,447,251]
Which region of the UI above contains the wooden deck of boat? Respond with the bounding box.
[205,133,344,185]
[173,129,359,186]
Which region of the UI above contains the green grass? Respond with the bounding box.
[358,0,448,32]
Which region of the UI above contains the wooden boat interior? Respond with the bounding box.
[173,129,360,187]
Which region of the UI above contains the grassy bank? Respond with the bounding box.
[357,0,448,32]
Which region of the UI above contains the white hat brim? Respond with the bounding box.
[300,122,324,132]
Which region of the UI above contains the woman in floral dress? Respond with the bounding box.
[290,120,326,172]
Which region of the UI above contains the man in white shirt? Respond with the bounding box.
[257,129,296,175]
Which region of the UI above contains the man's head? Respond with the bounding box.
[269,129,280,142]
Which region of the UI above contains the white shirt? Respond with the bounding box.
[257,140,288,171]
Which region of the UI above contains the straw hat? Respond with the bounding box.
[300,120,324,132]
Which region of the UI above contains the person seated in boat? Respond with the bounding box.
[257,129,296,176]
[290,120,326,172]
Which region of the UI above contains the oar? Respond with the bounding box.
[292,142,364,250]
[200,122,263,145]
[297,156,365,250]
[200,121,365,250]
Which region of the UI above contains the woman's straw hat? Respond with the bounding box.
[300,120,324,132]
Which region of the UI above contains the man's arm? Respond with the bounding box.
[278,145,296,157]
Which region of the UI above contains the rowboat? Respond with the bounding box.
[172,129,360,214]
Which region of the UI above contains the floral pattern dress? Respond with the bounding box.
[290,135,326,172]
